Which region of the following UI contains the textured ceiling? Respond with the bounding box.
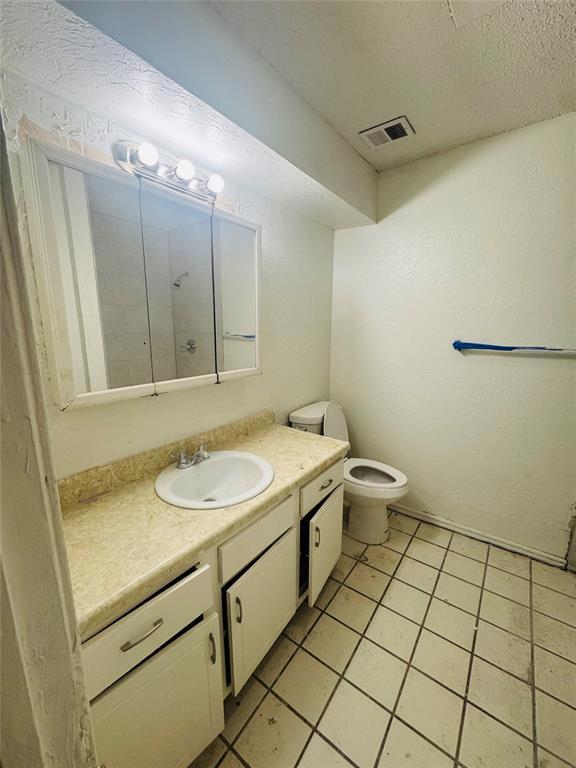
[211,0,576,171]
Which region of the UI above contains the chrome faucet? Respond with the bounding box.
[175,444,210,469]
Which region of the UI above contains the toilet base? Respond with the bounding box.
[345,497,390,545]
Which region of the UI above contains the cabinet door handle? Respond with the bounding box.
[319,478,333,491]
[120,618,164,652]
[235,596,243,623]
[209,632,217,664]
[314,526,321,548]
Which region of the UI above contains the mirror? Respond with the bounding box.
[27,141,260,408]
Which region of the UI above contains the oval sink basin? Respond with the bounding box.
[155,451,274,509]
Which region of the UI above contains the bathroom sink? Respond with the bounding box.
[155,451,274,509]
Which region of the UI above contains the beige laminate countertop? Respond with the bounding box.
[62,423,348,642]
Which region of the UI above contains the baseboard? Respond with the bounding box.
[389,503,567,569]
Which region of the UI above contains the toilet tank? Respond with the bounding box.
[288,401,328,435]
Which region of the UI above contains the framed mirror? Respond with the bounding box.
[22,140,260,409]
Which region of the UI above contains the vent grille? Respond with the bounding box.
[359,116,414,150]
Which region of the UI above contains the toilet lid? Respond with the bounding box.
[344,458,407,489]
[323,401,349,442]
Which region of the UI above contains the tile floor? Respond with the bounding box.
[193,512,576,768]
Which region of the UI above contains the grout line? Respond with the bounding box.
[452,534,490,767]
[212,514,575,768]
[373,530,455,768]
[529,558,538,768]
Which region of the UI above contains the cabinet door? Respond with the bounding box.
[227,527,297,694]
[91,613,224,768]
[308,485,344,606]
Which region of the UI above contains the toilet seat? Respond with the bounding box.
[344,458,407,491]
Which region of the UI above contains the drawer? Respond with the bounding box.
[219,495,297,584]
[82,564,212,700]
[300,460,344,517]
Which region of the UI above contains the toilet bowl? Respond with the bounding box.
[289,401,409,544]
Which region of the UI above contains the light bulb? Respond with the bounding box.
[136,142,159,167]
[207,174,225,194]
[175,159,196,182]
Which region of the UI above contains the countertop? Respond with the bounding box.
[62,422,348,641]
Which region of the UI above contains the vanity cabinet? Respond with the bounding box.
[226,526,297,693]
[307,484,344,606]
[91,614,223,768]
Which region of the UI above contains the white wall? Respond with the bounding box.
[331,113,576,559]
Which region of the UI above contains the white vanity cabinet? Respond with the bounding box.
[226,527,297,693]
[91,614,223,768]
[307,484,345,605]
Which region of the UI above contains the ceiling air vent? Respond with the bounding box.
[359,116,414,150]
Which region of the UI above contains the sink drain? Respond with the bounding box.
[203,497,216,502]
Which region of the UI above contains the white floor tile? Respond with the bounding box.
[533,611,576,663]
[220,754,243,768]
[345,562,390,600]
[415,522,451,548]
[389,512,419,535]
[468,657,532,737]
[345,638,407,710]
[255,635,298,687]
[532,562,576,598]
[395,556,439,594]
[480,591,531,640]
[190,737,226,768]
[365,605,420,661]
[326,584,376,633]
[397,668,463,756]
[406,538,445,569]
[331,554,357,582]
[298,734,352,768]
[443,550,485,586]
[342,534,367,559]
[412,629,470,695]
[364,545,402,576]
[380,578,430,623]
[485,566,530,606]
[424,598,478,650]
[435,572,481,614]
[459,704,533,768]
[378,718,452,767]
[319,680,390,768]
[283,604,321,644]
[534,646,576,708]
[383,527,413,554]
[303,614,359,673]
[222,678,267,743]
[449,533,488,562]
[314,577,340,610]
[533,584,576,628]
[475,620,532,681]
[274,650,338,724]
[537,747,573,768]
[488,547,530,579]
[235,694,311,768]
[536,691,576,765]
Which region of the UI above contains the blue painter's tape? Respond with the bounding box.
[453,340,576,353]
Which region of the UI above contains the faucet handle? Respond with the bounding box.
[171,450,189,468]
[197,443,209,458]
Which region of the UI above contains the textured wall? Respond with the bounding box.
[330,113,576,558]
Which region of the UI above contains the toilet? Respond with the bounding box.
[289,401,408,544]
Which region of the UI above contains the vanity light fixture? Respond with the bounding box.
[207,174,225,194]
[113,141,224,205]
[175,159,196,182]
[136,142,159,168]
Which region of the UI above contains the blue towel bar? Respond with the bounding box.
[453,340,576,353]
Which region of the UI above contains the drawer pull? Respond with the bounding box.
[314,526,321,548]
[235,596,243,624]
[209,632,217,664]
[319,478,334,491]
[120,618,164,652]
